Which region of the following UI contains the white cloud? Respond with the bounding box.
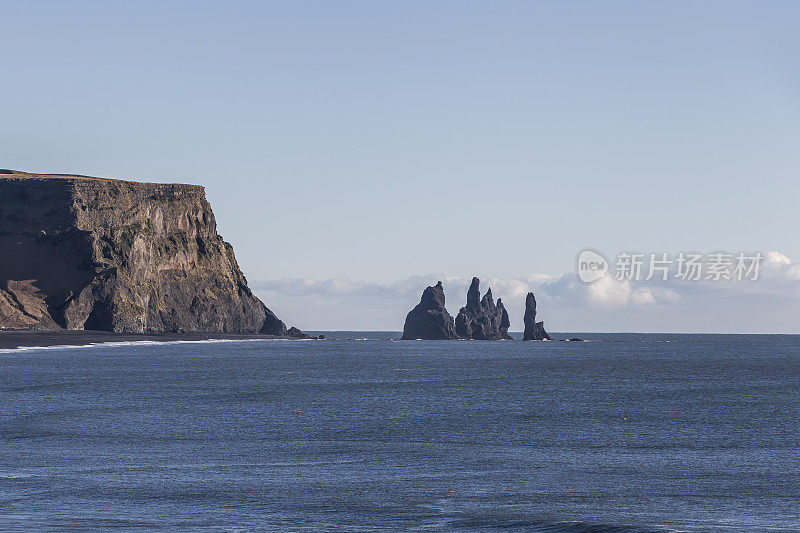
[586,275,632,307]
[251,251,800,333]
[767,251,791,264]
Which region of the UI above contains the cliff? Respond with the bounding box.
[0,169,294,334]
[523,292,550,340]
[454,277,512,340]
[401,281,457,340]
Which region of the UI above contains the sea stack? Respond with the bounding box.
[523,292,550,340]
[454,277,513,340]
[0,170,301,335]
[401,281,457,340]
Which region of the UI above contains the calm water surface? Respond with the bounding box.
[1,333,799,531]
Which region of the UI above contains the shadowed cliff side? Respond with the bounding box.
[401,281,457,340]
[0,170,299,335]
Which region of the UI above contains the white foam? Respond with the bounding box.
[0,337,293,355]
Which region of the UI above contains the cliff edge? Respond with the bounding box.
[0,169,294,334]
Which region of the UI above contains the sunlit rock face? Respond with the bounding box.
[0,170,289,334]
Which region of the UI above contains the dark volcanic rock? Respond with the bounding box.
[0,170,305,336]
[523,292,550,340]
[499,299,512,340]
[261,308,289,336]
[454,277,513,340]
[401,281,457,340]
[285,326,324,340]
[287,326,307,338]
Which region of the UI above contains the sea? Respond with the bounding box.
[1,333,798,532]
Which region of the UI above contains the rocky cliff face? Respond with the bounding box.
[0,170,292,334]
[454,277,512,340]
[523,292,550,340]
[401,281,457,340]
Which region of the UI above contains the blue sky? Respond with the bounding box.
[3,1,800,330]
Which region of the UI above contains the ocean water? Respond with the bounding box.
[1,333,799,532]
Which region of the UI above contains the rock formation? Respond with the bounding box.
[454,277,512,340]
[499,301,511,339]
[286,326,324,340]
[0,170,300,335]
[522,292,550,340]
[401,281,457,340]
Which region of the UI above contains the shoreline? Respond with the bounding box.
[0,330,301,350]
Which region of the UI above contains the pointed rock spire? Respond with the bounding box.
[455,277,512,340]
[523,291,550,340]
[401,281,457,340]
[466,276,480,308]
[498,298,511,339]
